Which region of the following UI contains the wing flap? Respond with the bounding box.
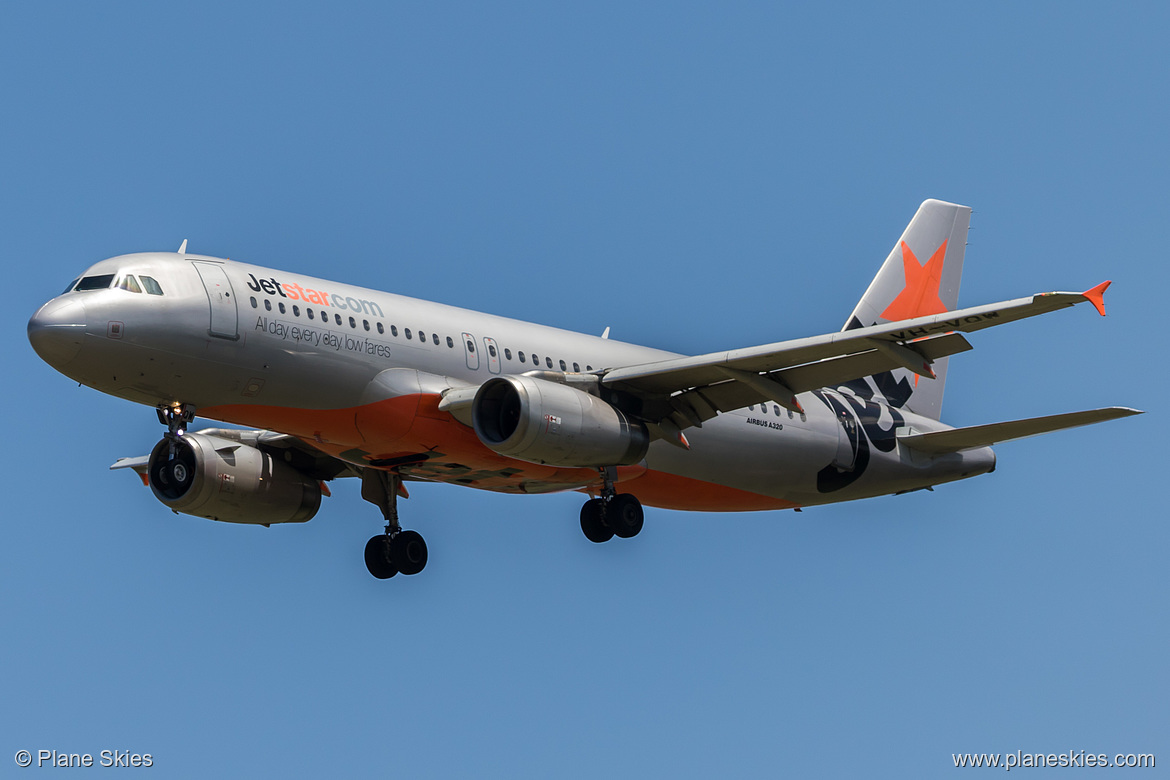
[666,332,972,420]
[604,288,1101,396]
[897,407,1142,454]
[110,428,358,483]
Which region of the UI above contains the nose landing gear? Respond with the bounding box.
[361,469,428,579]
[157,403,197,453]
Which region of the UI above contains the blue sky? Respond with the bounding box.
[2,2,1166,777]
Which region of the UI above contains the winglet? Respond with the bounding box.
[178,239,188,254]
[1082,280,1111,316]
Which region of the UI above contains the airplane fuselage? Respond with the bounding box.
[29,252,995,512]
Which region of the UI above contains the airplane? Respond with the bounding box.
[27,199,1141,579]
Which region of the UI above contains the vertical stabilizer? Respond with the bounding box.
[842,199,971,420]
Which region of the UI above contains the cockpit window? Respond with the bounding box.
[75,274,115,291]
[140,276,164,295]
[62,278,79,294]
[117,275,142,293]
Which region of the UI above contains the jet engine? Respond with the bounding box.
[147,432,321,525]
[472,375,649,467]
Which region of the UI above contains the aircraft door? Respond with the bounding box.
[483,337,501,374]
[192,262,239,340]
[462,332,480,370]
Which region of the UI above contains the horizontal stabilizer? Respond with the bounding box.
[898,407,1142,454]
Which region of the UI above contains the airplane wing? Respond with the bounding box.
[599,284,1111,436]
[111,428,359,484]
[896,407,1142,454]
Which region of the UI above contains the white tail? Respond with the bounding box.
[842,199,971,420]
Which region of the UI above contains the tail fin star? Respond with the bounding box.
[880,240,949,321]
[843,199,972,420]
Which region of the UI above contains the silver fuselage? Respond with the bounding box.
[29,252,995,510]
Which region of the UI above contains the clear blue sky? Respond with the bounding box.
[2,2,1166,777]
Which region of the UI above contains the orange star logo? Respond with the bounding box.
[880,240,948,321]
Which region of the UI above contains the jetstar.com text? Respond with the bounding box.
[247,273,383,317]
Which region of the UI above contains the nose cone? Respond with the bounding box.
[28,297,87,368]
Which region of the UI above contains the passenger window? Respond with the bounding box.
[489,345,497,358]
[519,352,526,363]
[433,333,439,346]
[363,320,370,331]
[293,305,300,317]
[446,336,454,348]
[75,274,115,291]
[406,329,412,340]
[377,322,384,334]
[531,354,538,365]
[505,349,512,360]
[573,362,580,372]
[140,276,164,295]
[559,359,567,371]
[308,309,315,320]
[545,357,553,369]
[391,325,398,337]
[774,405,781,416]
[279,302,286,314]
[349,316,356,328]
[586,365,593,371]
[250,296,258,309]
[117,275,142,293]
[62,278,79,294]
[466,340,475,353]
[419,331,426,343]
[334,313,342,326]
[264,299,272,311]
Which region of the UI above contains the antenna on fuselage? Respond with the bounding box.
[601,327,610,339]
[177,239,188,254]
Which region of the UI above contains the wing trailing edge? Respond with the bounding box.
[896,407,1142,454]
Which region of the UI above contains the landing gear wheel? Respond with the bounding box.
[364,535,398,579]
[391,530,428,575]
[580,498,614,543]
[165,459,192,488]
[608,494,644,538]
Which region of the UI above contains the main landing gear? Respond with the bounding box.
[579,466,644,543]
[361,469,428,579]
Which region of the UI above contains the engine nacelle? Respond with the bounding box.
[472,375,649,467]
[147,433,321,525]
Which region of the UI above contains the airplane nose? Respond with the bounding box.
[28,297,87,367]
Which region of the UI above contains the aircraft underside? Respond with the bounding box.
[28,198,1140,580]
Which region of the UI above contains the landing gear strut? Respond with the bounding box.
[361,469,428,579]
[157,403,197,455]
[580,466,644,543]
[150,403,198,491]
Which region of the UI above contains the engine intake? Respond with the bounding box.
[147,432,321,525]
[472,375,649,467]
